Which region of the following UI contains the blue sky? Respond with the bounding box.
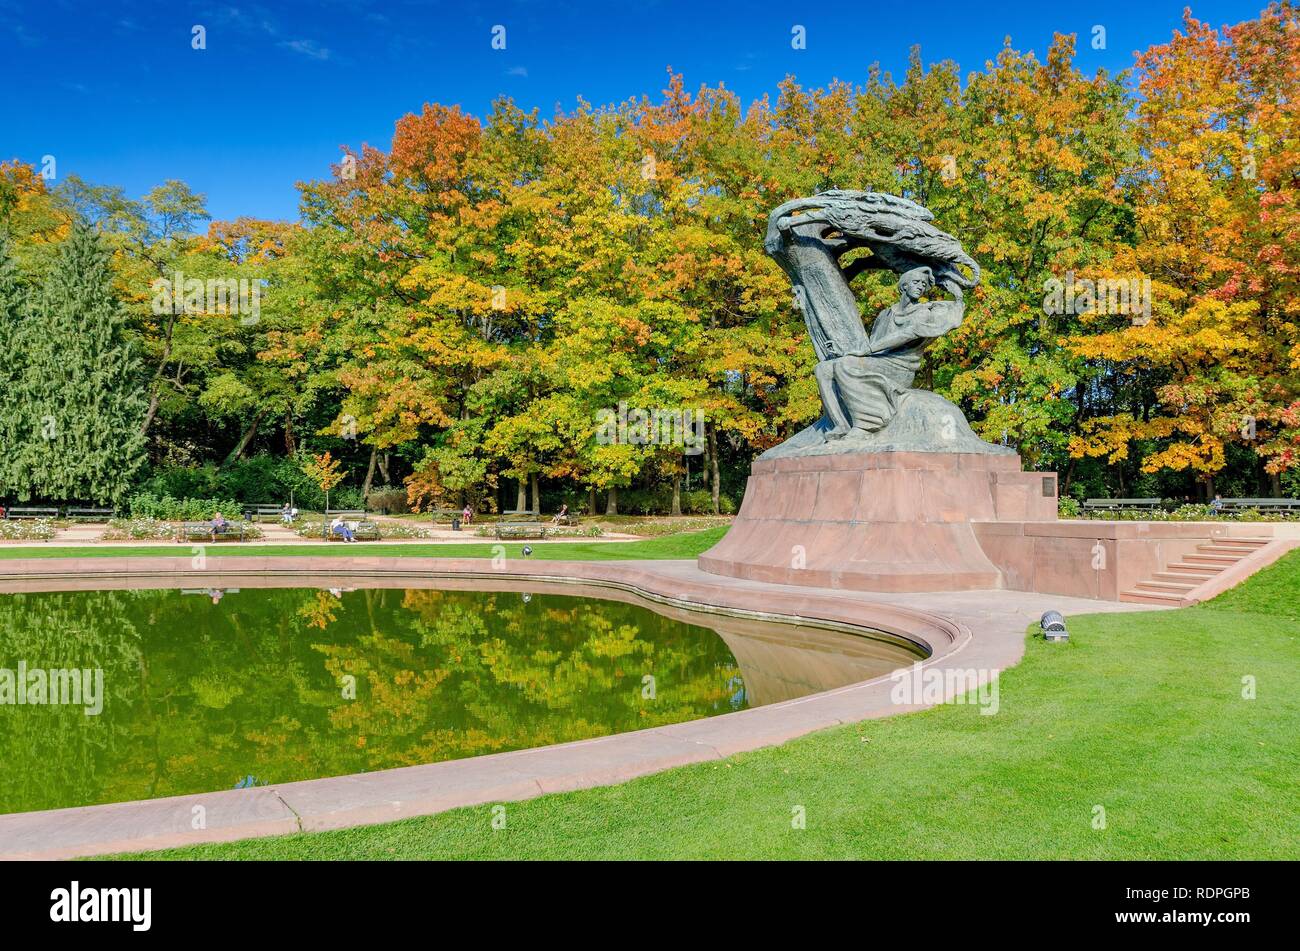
[0,0,1272,222]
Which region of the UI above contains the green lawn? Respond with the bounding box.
[0,527,728,562]
[109,547,1300,860]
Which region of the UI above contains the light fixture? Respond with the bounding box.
[1040,610,1068,642]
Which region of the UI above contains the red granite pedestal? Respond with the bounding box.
[698,451,1058,592]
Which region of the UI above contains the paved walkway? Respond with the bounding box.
[0,556,1164,859]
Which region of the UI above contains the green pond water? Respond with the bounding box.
[0,585,917,815]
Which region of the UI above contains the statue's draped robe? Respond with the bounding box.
[832,298,963,431]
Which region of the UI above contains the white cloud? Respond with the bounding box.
[279,38,331,60]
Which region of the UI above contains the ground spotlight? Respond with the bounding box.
[1040,610,1068,642]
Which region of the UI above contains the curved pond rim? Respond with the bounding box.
[0,559,949,659]
[0,557,975,857]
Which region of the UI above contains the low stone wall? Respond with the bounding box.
[974,520,1290,601]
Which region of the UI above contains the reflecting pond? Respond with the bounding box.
[0,585,920,814]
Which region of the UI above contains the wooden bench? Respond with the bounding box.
[242,504,287,522]
[323,518,382,541]
[1218,497,1300,513]
[176,521,249,542]
[65,507,116,522]
[1083,498,1162,512]
[495,521,549,540]
[3,507,60,520]
[551,512,582,527]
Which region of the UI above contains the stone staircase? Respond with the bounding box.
[1120,537,1272,605]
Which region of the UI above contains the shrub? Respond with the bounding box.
[127,492,243,521]
[366,488,409,514]
[682,489,737,515]
[1057,497,1081,518]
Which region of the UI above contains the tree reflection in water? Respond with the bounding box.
[0,587,746,814]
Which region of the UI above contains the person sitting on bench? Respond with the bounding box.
[210,512,230,540]
[461,504,474,524]
[330,515,356,542]
[552,503,569,526]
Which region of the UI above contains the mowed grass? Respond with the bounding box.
[0,527,728,562]
[107,548,1300,860]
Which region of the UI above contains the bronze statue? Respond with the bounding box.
[761,190,1004,458]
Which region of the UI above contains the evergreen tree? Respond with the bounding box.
[8,222,146,503]
[0,232,30,499]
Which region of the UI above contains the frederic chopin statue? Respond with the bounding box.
[761,190,1003,459]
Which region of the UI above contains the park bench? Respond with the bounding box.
[322,517,382,541]
[3,507,60,520]
[551,512,582,527]
[176,521,250,543]
[242,504,287,522]
[65,507,116,522]
[1082,498,1162,512]
[495,520,549,540]
[1218,497,1300,513]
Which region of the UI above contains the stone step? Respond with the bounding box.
[1153,570,1215,583]
[1166,561,1227,574]
[1197,544,1263,555]
[1135,579,1198,593]
[1184,553,1245,565]
[1120,589,1185,605]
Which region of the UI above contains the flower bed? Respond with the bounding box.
[101,518,176,541]
[0,518,58,541]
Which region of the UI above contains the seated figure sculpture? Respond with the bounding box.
[816,265,963,439]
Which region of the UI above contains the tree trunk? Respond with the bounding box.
[515,479,527,512]
[1270,471,1282,498]
[605,486,618,516]
[530,472,540,514]
[588,486,598,516]
[284,413,295,454]
[671,471,682,516]
[378,452,391,485]
[223,408,267,465]
[140,391,162,438]
[708,424,720,515]
[361,445,378,499]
